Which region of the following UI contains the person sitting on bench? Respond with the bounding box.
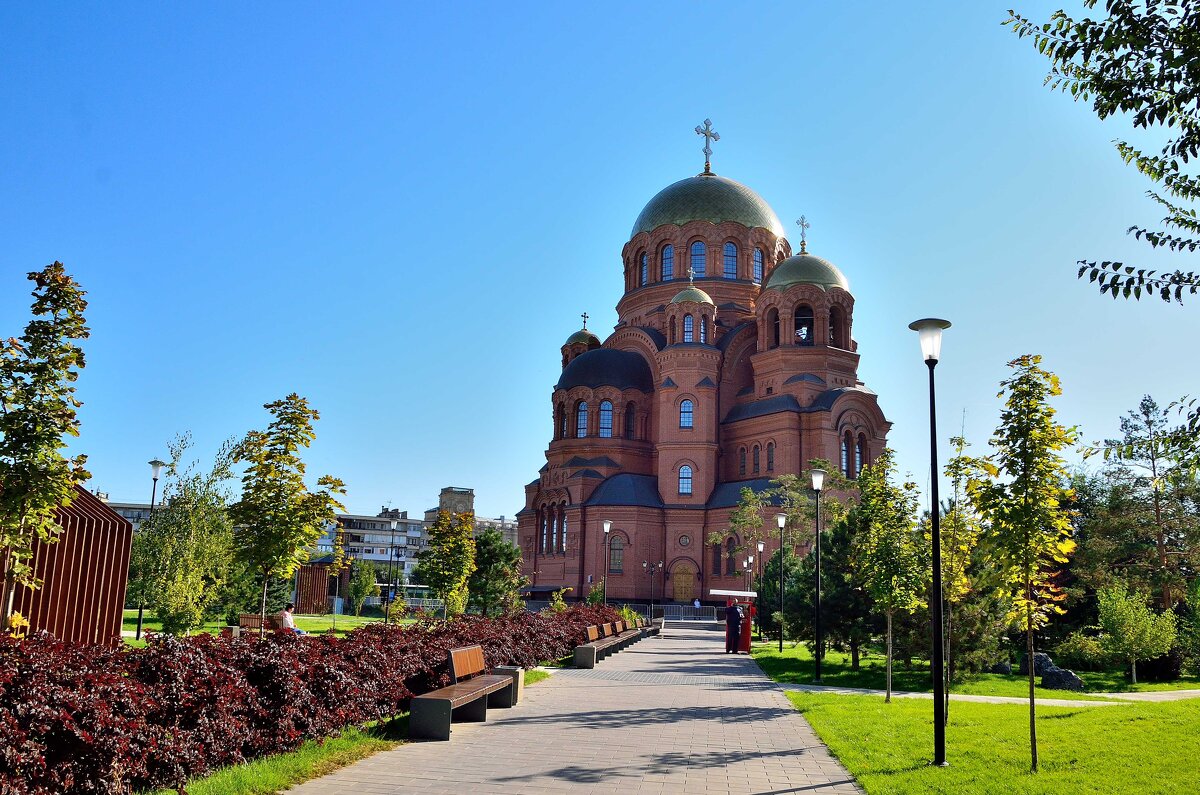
[279,603,307,636]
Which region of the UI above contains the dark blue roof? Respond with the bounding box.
[570,469,605,479]
[706,478,783,509]
[556,349,654,393]
[661,377,677,388]
[722,394,803,423]
[584,474,665,508]
[696,376,716,388]
[785,373,827,386]
[717,321,753,352]
[638,326,668,350]
[565,455,620,468]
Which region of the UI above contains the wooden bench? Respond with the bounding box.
[573,620,644,669]
[237,613,285,633]
[409,645,517,741]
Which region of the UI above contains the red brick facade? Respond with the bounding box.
[519,171,889,604]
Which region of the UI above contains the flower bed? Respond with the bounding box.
[0,604,617,794]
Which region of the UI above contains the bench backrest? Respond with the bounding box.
[587,625,600,642]
[607,622,618,636]
[239,613,286,631]
[614,620,624,633]
[449,645,488,683]
[600,623,613,638]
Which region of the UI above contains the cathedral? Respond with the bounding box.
[518,127,890,605]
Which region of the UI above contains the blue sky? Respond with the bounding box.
[1,3,1195,519]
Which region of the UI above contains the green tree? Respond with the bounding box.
[852,449,927,703]
[231,393,346,633]
[968,354,1077,773]
[468,527,527,617]
[347,559,380,617]
[1097,584,1177,683]
[1006,1,1200,304]
[0,263,91,624]
[758,546,802,642]
[136,434,237,634]
[418,509,476,618]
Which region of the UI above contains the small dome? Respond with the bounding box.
[632,173,786,238]
[565,328,600,346]
[670,285,714,305]
[764,252,850,293]
[556,349,654,393]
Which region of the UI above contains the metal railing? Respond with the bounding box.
[660,604,718,621]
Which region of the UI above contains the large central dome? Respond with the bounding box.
[631,173,786,238]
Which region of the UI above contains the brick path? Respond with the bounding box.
[289,623,861,794]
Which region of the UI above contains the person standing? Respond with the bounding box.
[725,601,743,653]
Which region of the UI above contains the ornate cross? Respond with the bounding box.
[796,215,810,253]
[687,265,696,284]
[580,311,589,329]
[695,119,720,174]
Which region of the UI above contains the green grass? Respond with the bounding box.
[787,691,1200,794]
[524,669,550,686]
[148,722,404,795]
[752,642,1199,698]
[122,610,411,642]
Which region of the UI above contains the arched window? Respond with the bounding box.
[690,241,706,277]
[550,512,558,554]
[752,445,761,474]
[699,315,708,343]
[842,431,855,477]
[753,248,764,283]
[624,401,637,439]
[599,400,613,438]
[576,401,589,438]
[766,307,780,348]
[723,242,738,279]
[679,399,694,428]
[609,535,624,573]
[661,244,674,281]
[712,542,722,574]
[725,538,736,576]
[683,314,694,343]
[767,442,775,472]
[857,434,867,475]
[560,508,568,553]
[639,252,648,286]
[738,447,747,476]
[795,305,815,346]
[540,512,549,554]
[830,305,845,348]
[678,465,693,495]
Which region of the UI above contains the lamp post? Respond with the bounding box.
[910,317,951,768]
[135,458,166,641]
[602,520,612,605]
[642,560,662,621]
[776,513,786,653]
[756,541,765,639]
[746,555,754,591]
[811,467,826,683]
[386,519,398,624]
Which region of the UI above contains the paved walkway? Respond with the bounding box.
[290,624,861,794]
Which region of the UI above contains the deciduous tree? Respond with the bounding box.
[231,393,346,634]
[1097,584,1177,683]
[968,354,1077,773]
[418,510,476,618]
[0,263,90,623]
[347,559,380,617]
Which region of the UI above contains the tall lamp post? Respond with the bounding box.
[642,560,662,621]
[602,520,612,605]
[386,519,398,624]
[910,317,951,768]
[811,467,826,683]
[756,541,765,639]
[775,513,787,653]
[135,458,166,640]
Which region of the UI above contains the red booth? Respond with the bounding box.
[710,589,755,653]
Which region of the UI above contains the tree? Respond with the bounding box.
[347,560,380,617]
[134,434,237,634]
[758,547,802,642]
[852,448,927,703]
[968,354,1077,773]
[1097,584,1177,683]
[418,509,476,618]
[1006,1,1200,304]
[231,394,346,634]
[0,263,90,624]
[468,527,527,617]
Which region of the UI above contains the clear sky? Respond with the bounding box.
[1,3,1196,519]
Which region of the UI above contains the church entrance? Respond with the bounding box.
[670,562,697,603]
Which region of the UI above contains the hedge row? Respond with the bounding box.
[0,604,618,794]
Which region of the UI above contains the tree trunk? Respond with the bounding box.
[1131,659,1138,685]
[851,640,860,671]
[1027,594,1038,773]
[1,567,16,626]
[259,574,269,639]
[886,610,893,703]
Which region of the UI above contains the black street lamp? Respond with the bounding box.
[135,458,166,641]
[756,541,765,638]
[386,519,398,624]
[642,560,662,621]
[775,513,787,653]
[602,520,612,605]
[910,317,951,768]
[811,467,827,683]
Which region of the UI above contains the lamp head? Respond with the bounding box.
[757,541,764,552]
[908,318,951,363]
[776,513,786,529]
[603,520,612,534]
[148,459,166,480]
[810,467,827,492]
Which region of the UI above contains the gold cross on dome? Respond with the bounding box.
[796,215,810,253]
[581,311,589,329]
[695,119,720,174]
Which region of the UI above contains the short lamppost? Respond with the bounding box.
[135,458,166,641]
[746,555,754,591]
[386,519,398,625]
[602,520,612,605]
[811,467,827,683]
[776,513,787,653]
[910,317,951,768]
[642,560,662,622]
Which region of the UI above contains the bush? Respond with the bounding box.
[1054,631,1109,671]
[0,604,617,794]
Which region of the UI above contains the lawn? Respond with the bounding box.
[753,642,1200,697]
[122,609,407,640]
[787,691,1200,794]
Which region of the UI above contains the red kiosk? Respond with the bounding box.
[710,588,756,653]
